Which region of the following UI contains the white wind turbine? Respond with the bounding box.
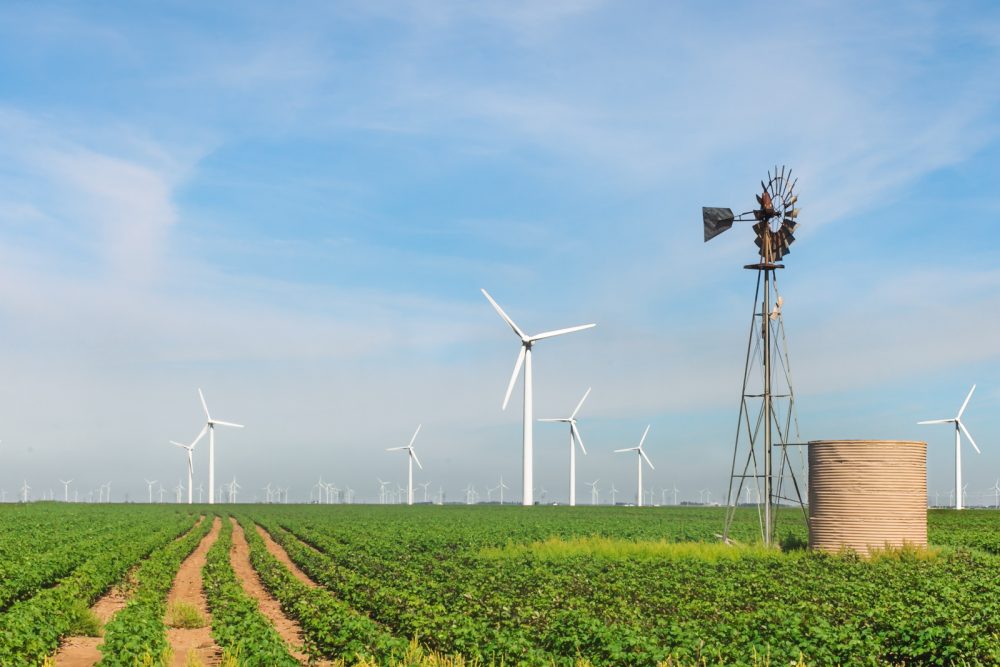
[169,433,201,504]
[539,387,591,507]
[59,479,73,502]
[387,425,423,506]
[20,480,30,503]
[194,389,244,505]
[614,425,654,507]
[230,476,241,504]
[609,482,619,505]
[144,479,157,503]
[918,385,980,510]
[497,475,509,505]
[587,479,600,505]
[482,289,596,506]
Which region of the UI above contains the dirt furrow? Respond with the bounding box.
[53,516,206,667]
[255,524,318,589]
[51,573,133,666]
[166,516,223,667]
[229,518,325,664]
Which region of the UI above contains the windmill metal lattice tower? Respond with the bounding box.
[703,166,807,546]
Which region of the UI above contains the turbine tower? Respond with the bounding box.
[539,387,591,506]
[919,385,980,510]
[481,289,595,506]
[704,166,806,545]
[387,425,423,506]
[615,425,654,507]
[195,389,244,505]
[59,479,72,502]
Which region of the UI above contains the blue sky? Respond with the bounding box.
[0,1,999,504]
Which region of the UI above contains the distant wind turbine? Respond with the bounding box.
[587,479,600,505]
[609,482,619,505]
[144,479,157,504]
[170,433,201,504]
[195,389,244,505]
[387,425,423,506]
[918,385,980,510]
[614,425,654,507]
[59,479,73,502]
[482,289,595,505]
[539,387,591,506]
[20,480,30,503]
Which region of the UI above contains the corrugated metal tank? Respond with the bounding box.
[808,440,927,555]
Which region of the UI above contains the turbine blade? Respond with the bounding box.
[198,388,211,420]
[614,447,637,453]
[386,446,407,451]
[502,346,526,411]
[409,424,422,448]
[640,449,655,470]
[917,419,953,425]
[571,387,592,419]
[190,425,209,448]
[481,289,526,339]
[213,420,244,428]
[959,421,981,454]
[638,424,651,449]
[537,418,568,423]
[530,323,596,341]
[411,449,423,470]
[571,422,587,455]
[958,384,976,419]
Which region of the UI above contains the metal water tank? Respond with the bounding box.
[808,440,927,555]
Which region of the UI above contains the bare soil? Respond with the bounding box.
[53,517,206,667]
[165,516,223,667]
[230,518,327,664]
[254,524,318,588]
[51,578,132,666]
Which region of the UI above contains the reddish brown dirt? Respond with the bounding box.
[52,578,132,666]
[165,516,223,667]
[255,524,318,589]
[230,518,328,664]
[53,517,206,667]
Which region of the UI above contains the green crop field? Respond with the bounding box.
[1,503,999,666]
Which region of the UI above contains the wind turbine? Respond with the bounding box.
[918,385,980,510]
[587,479,599,505]
[614,425,654,507]
[230,477,241,504]
[196,484,204,503]
[497,475,509,505]
[387,425,423,506]
[20,480,30,503]
[144,479,157,503]
[174,480,184,504]
[991,480,1000,509]
[195,389,244,505]
[464,483,475,505]
[539,387,591,506]
[59,479,73,502]
[170,433,201,504]
[482,289,596,506]
[609,482,618,505]
[419,481,431,503]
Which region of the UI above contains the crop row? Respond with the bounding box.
[97,515,213,665]
[0,511,196,665]
[236,513,409,663]
[201,515,300,665]
[258,506,1000,666]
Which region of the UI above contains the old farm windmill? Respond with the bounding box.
[703,167,807,546]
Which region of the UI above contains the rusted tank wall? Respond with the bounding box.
[808,440,927,555]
